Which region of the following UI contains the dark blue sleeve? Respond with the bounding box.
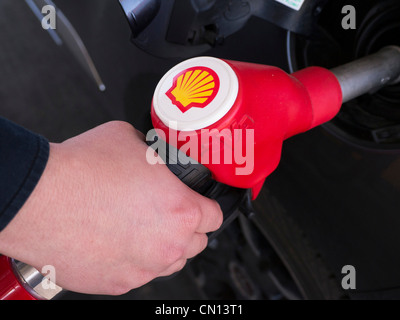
[0,117,49,231]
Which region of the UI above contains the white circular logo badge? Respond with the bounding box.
[153,57,239,131]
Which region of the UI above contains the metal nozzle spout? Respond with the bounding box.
[331,46,400,104]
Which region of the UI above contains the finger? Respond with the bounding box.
[195,197,223,234]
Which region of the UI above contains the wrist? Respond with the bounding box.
[0,142,60,264]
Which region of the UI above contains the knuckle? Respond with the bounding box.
[162,260,187,277]
[161,244,185,266]
[134,270,158,288]
[175,259,187,272]
[178,204,202,231]
[191,235,208,258]
[199,234,209,252]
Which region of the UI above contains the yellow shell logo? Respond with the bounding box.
[166,67,220,113]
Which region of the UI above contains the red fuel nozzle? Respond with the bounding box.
[151,57,343,199]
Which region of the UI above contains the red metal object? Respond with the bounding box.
[0,255,36,300]
[151,59,343,199]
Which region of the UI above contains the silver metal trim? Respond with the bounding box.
[11,260,63,300]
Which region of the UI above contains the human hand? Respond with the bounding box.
[0,121,223,295]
